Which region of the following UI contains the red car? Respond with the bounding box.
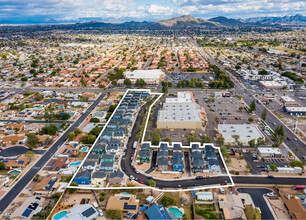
[138,180,144,184]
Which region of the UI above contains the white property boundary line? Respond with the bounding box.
[67,89,234,191]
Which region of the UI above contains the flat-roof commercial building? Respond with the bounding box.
[259,81,285,89]
[217,124,264,145]
[283,106,306,116]
[157,102,205,129]
[123,69,165,85]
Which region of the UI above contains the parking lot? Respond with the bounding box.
[244,152,288,175]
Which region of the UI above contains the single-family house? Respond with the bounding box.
[75,170,91,185]
[91,171,107,186]
[109,171,124,185]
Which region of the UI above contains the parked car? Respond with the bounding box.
[266,192,276,197]
[138,180,144,184]
[195,176,204,180]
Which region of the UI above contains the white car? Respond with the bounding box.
[266,192,276,197]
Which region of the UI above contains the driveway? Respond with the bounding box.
[0,146,46,157]
[237,188,274,220]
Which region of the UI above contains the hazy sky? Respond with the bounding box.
[0,0,305,23]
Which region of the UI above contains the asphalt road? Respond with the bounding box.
[0,146,45,157]
[0,119,73,124]
[0,92,105,213]
[237,188,274,220]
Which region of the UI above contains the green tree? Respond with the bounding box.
[270,164,277,171]
[90,118,100,123]
[261,108,267,121]
[256,137,265,147]
[67,132,75,141]
[216,137,225,146]
[150,132,160,145]
[35,92,43,101]
[250,100,256,112]
[89,126,102,136]
[44,113,55,123]
[161,196,176,207]
[124,79,132,86]
[42,124,58,135]
[135,79,147,87]
[33,174,40,181]
[232,135,240,145]
[60,113,71,120]
[0,161,5,170]
[289,160,304,168]
[74,127,82,136]
[26,134,39,148]
[248,117,254,123]
[248,139,256,147]
[200,135,212,144]
[148,180,156,187]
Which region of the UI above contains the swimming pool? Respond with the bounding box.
[9,170,21,174]
[53,211,68,220]
[81,147,88,152]
[168,207,183,217]
[122,192,130,195]
[70,161,81,166]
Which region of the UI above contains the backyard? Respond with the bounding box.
[195,204,221,220]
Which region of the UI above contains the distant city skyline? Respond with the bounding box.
[0,0,305,24]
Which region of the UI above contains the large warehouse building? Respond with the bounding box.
[157,92,206,129]
[122,69,165,85]
[217,124,265,145]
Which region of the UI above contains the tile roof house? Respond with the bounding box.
[10,196,45,220]
[32,174,60,195]
[2,134,27,144]
[50,157,68,172]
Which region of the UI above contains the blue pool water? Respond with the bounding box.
[70,161,81,166]
[122,192,130,195]
[81,147,88,152]
[54,211,68,220]
[9,170,21,174]
[168,207,183,217]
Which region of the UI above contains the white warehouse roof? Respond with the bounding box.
[124,69,165,80]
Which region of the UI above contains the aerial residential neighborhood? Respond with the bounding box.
[0,1,305,220]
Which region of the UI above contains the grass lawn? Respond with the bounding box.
[157,192,180,207]
[0,169,9,174]
[195,204,222,220]
[244,205,260,220]
[182,205,193,220]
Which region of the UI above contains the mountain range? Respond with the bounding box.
[74,14,305,29]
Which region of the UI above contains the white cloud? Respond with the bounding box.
[146,4,175,16]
